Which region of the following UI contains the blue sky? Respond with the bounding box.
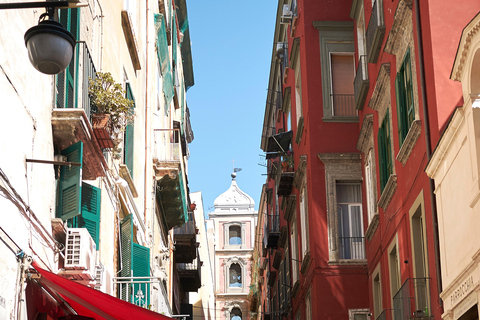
[185,1,277,216]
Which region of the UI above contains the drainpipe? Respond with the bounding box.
[144,0,150,224]
[414,0,443,304]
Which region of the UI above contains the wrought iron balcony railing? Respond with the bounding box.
[366,0,386,63]
[393,278,433,320]
[338,236,366,259]
[354,55,369,110]
[331,94,356,117]
[153,129,182,163]
[113,276,161,310]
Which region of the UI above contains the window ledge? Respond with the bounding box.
[295,116,304,144]
[292,280,300,298]
[121,10,141,70]
[378,174,397,209]
[365,213,380,241]
[322,116,359,123]
[300,251,311,274]
[328,259,367,266]
[396,119,421,165]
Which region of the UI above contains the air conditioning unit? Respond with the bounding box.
[276,42,285,58]
[58,228,96,281]
[280,4,293,24]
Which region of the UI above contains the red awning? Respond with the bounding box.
[31,261,172,320]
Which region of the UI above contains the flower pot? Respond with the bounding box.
[92,114,114,149]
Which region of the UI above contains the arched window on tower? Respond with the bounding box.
[229,263,242,288]
[231,307,242,320]
[229,225,242,245]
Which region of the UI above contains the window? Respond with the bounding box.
[372,265,383,319]
[396,49,414,147]
[388,240,401,300]
[330,53,356,117]
[120,214,151,308]
[314,21,356,121]
[355,2,367,57]
[306,289,312,320]
[299,179,309,259]
[230,308,242,320]
[291,219,299,285]
[337,183,365,259]
[349,309,370,320]
[56,141,101,247]
[124,82,135,177]
[56,8,79,110]
[365,149,377,222]
[229,263,242,288]
[294,64,303,126]
[378,110,392,192]
[229,225,242,245]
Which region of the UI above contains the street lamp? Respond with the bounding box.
[0,1,75,75]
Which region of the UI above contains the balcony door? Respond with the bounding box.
[337,183,365,259]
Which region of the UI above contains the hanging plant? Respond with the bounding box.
[89,72,134,154]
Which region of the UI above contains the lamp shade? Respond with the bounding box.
[24,20,76,75]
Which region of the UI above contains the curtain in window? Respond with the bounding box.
[331,54,355,116]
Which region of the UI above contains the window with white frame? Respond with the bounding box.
[330,52,356,117]
[295,64,303,126]
[306,289,312,320]
[291,219,299,285]
[337,183,365,260]
[299,178,309,259]
[365,149,377,222]
[225,223,244,247]
[229,263,242,288]
[372,265,383,319]
[355,1,367,57]
[348,309,370,320]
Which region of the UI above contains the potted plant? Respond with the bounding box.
[89,72,134,153]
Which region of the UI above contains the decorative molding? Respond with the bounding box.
[365,213,379,241]
[383,0,413,56]
[396,119,422,165]
[282,87,292,113]
[377,174,397,209]
[292,280,300,298]
[290,38,301,69]
[295,116,304,145]
[293,155,307,189]
[300,251,311,274]
[121,11,141,70]
[357,114,374,153]
[451,12,480,81]
[284,195,297,223]
[369,63,391,117]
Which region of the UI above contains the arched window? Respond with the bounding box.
[229,263,242,287]
[230,307,242,320]
[229,225,242,245]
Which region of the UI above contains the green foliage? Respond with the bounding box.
[89,72,135,135]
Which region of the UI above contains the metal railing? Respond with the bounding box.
[153,129,182,162]
[81,42,97,121]
[393,278,432,320]
[366,0,385,63]
[177,249,201,272]
[173,220,196,236]
[332,94,356,117]
[354,55,369,109]
[113,276,161,309]
[339,236,366,259]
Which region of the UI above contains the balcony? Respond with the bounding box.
[153,129,182,179]
[393,278,433,320]
[266,131,293,159]
[266,213,280,249]
[354,55,369,110]
[276,154,295,196]
[366,0,386,63]
[339,237,366,260]
[52,43,107,180]
[173,220,197,263]
[177,249,201,292]
[113,276,161,310]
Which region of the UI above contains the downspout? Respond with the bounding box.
[144,0,150,223]
[414,0,443,304]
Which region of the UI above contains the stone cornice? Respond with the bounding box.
[451,12,480,81]
[293,154,307,189]
[378,174,397,209]
[357,114,374,153]
[396,119,422,165]
[369,63,391,112]
[384,0,413,56]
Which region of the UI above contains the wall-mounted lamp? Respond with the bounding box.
[0,1,75,75]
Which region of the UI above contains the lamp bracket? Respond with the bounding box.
[0,1,69,10]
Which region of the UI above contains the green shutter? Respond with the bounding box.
[56,8,79,109]
[385,111,392,179]
[79,183,101,248]
[396,49,414,147]
[378,111,392,192]
[120,214,150,307]
[154,13,174,112]
[405,51,415,130]
[57,142,83,221]
[124,83,135,177]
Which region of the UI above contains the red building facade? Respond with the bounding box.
[254,0,480,320]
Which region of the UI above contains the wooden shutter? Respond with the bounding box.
[124,83,135,177]
[405,51,415,130]
[57,141,83,221]
[378,125,386,191]
[396,70,407,145]
[79,183,101,247]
